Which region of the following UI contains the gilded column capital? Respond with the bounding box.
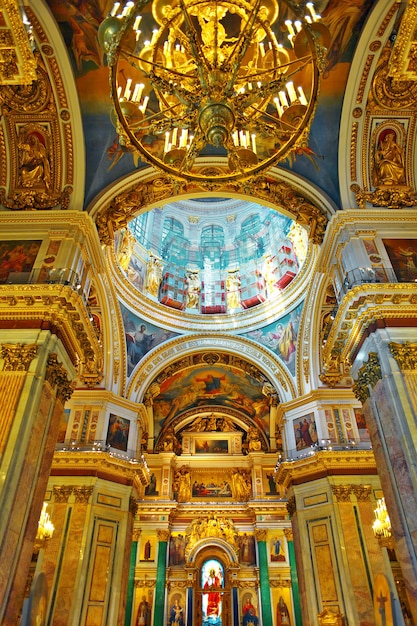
[157,529,171,542]
[389,342,417,371]
[1,342,38,371]
[73,486,93,503]
[129,496,138,516]
[287,495,296,517]
[133,529,141,542]
[53,486,74,503]
[45,353,74,403]
[283,528,293,542]
[254,528,268,542]
[331,485,352,502]
[352,352,381,403]
[351,485,371,502]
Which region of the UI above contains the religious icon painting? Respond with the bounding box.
[270,532,286,563]
[201,559,224,626]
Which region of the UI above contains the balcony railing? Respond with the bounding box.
[55,440,148,466]
[336,266,400,303]
[275,440,373,468]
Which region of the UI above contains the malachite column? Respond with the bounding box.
[154,529,170,624]
[125,530,140,626]
[285,528,302,626]
[186,586,193,626]
[232,585,239,626]
[255,528,273,626]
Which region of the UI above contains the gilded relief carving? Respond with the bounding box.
[390,341,417,370]
[331,485,351,502]
[352,352,382,404]
[0,342,37,371]
[45,353,74,403]
[96,175,328,246]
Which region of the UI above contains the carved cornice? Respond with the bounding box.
[0,342,37,371]
[389,341,417,371]
[321,283,417,372]
[96,174,328,246]
[45,353,74,403]
[275,450,377,491]
[353,353,381,404]
[0,284,102,377]
[52,451,150,488]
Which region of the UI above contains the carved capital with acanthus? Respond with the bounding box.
[45,353,74,403]
[351,485,371,502]
[53,486,74,503]
[389,341,417,371]
[283,528,293,542]
[331,485,352,502]
[286,495,296,517]
[1,342,38,371]
[352,352,381,404]
[254,528,268,542]
[157,529,171,542]
[73,486,93,503]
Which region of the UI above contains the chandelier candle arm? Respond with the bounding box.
[99,0,327,184]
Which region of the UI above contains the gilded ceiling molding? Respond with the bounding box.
[95,174,328,247]
[0,342,37,371]
[389,0,417,81]
[0,0,37,85]
[389,341,417,370]
[352,353,382,404]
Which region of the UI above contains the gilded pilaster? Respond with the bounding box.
[390,342,417,416]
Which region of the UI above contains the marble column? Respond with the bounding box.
[125,527,140,625]
[0,339,74,624]
[155,529,170,624]
[353,348,417,622]
[285,528,302,626]
[255,528,273,626]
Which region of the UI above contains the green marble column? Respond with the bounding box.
[286,530,302,626]
[255,529,273,626]
[154,529,170,624]
[125,532,139,626]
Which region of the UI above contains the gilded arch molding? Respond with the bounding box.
[126,334,297,405]
[94,167,330,247]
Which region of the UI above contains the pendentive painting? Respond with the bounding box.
[244,301,303,376]
[120,303,179,376]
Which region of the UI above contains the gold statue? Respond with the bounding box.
[372,130,406,187]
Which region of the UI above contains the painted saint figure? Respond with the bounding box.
[136,596,151,626]
[169,599,184,625]
[204,567,222,617]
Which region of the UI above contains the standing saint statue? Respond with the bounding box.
[372,130,406,187]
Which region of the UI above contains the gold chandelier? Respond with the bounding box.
[99,0,328,184]
[372,498,392,540]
